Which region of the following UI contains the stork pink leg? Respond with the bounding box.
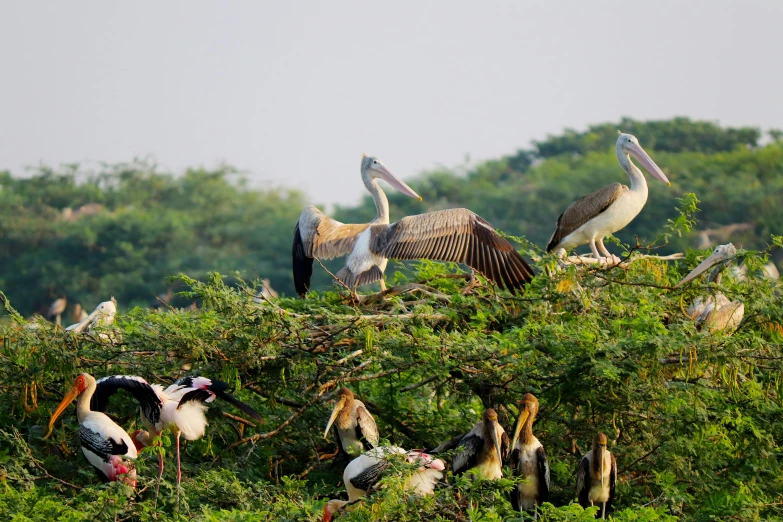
[176,431,182,506]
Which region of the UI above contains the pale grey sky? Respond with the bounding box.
[1,1,781,207]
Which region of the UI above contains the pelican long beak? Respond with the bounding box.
[489,421,503,464]
[627,142,670,186]
[677,244,737,287]
[324,397,347,438]
[376,164,422,201]
[508,408,530,458]
[44,382,81,439]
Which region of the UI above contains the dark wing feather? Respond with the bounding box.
[607,453,617,513]
[546,183,627,252]
[177,389,212,408]
[80,426,129,461]
[451,433,483,475]
[576,455,590,509]
[176,376,263,421]
[292,222,314,295]
[509,448,522,511]
[350,461,390,493]
[91,375,163,427]
[372,208,534,292]
[355,405,379,449]
[537,445,550,504]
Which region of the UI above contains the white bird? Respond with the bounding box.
[66,298,119,342]
[576,432,617,520]
[678,243,745,334]
[293,155,534,296]
[451,408,509,480]
[508,394,550,515]
[323,388,379,457]
[547,133,671,266]
[45,373,137,486]
[322,447,445,522]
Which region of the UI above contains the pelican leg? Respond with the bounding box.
[597,238,621,266]
[589,239,608,266]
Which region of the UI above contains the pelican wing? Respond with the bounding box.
[547,183,627,252]
[91,375,163,427]
[537,445,550,503]
[451,432,483,475]
[576,454,590,508]
[706,300,744,334]
[356,404,379,449]
[293,206,370,295]
[371,208,534,291]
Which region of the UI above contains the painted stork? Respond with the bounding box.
[677,243,744,334]
[323,447,445,522]
[547,133,670,266]
[293,155,534,296]
[323,388,379,457]
[576,432,617,519]
[48,296,67,326]
[451,408,509,479]
[44,373,137,486]
[508,394,549,514]
[90,375,262,493]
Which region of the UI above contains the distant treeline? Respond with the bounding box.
[2,117,782,316]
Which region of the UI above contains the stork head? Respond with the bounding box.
[482,408,504,464]
[594,432,608,448]
[323,388,354,438]
[677,243,738,287]
[509,393,539,453]
[44,373,94,439]
[617,133,670,186]
[322,499,349,522]
[130,429,152,452]
[360,154,422,200]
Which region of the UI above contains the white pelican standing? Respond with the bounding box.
[45,373,137,486]
[508,394,550,514]
[576,432,617,520]
[323,388,379,457]
[677,243,744,334]
[293,155,535,296]
[451,408,509,480]
[547,133,671,265]
[322,447,445,522]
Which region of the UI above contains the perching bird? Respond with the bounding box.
[293,155,534,296]
[45,373,137,486]
[322,447,445,522]
[451,408,509,479]
[66,298,118,341]
[547,133,671,266]
[508,394,549,514]
[71,303,88,324]
[576,432,617,519]
[677,243,744,334]
[323,387,379,457]
[91,375,262,496]
[48,296,67,326]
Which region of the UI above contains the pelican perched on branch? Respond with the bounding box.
[547,133,670,266]
[323,447,444,522]
[678,243,744,334]
[451,408,509,479]
[66,298,118,338]
[324,388,379,457]
[293,155,534,296]
[45,373,137,486]
[509,394,549,514]
[576,432,617,520]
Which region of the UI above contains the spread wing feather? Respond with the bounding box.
[371,208,534,292]
[91,375,163,427]
[547,183,627,252]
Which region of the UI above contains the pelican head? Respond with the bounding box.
[677,243,737,287]
[509,393,539,453]
[323,387,353,438]
[483,408,503,464]
[361,154,422,200]
[45,373,94,438]
[617,133,670,186]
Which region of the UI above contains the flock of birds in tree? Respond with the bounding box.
[40,132,773,518]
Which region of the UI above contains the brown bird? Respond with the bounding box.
[508,394,549,514]
[323,388,379,457]
[451,408,509,479]
[293,155,534,296]
[576,432,617,519]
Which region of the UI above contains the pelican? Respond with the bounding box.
[323,388,379,457]
[48,296,67,326]
[576,432,617,520]
[322,447,444,522]
[677,243,744,334]
[293,155,535,296]
[91,374,262,495]
[508,394,549,514]
[45,373,137,486]
[547,133,670,265]
[66,298,116,333]
[451,408,509,480]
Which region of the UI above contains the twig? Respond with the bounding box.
[221,411,257,428]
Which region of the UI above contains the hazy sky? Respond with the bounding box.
[2,1,781,207]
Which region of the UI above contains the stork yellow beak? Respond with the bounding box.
[324,396,347,438]
[509,408,530,457]
[44,382,81,439]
